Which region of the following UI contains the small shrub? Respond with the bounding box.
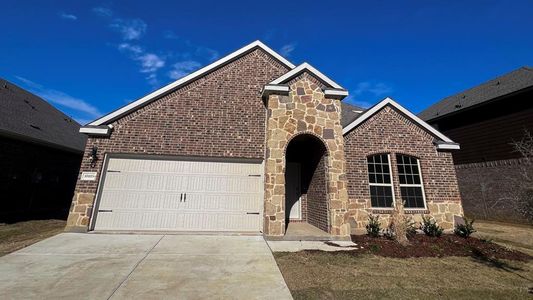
[405,217,418,238]
[369,244,380,252]
[366,214,381,237]
[420,215,444,237]
[454,217,476,238]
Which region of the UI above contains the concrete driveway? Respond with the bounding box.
[0,233,292,299]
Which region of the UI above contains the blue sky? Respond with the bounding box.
[2,1,532,124]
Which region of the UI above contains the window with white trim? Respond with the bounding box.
[367,154,394,208]
[396,154,426,209]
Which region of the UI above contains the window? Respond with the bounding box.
[396,154,426,209]
[367,154,394,208]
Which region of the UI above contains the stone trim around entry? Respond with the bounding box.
[263,74,351,237]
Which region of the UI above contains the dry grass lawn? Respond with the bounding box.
[274,251,533,299]
[0,219,66,256]
[474,220,533,256]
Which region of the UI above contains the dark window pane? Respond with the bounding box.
[401,187,425,208]
[383,174,391,184]
[370,185,393,208]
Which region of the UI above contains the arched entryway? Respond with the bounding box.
[285,133,330,236]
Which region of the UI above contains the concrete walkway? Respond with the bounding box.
[0,233,292,300]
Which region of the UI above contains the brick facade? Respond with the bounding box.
[66,46,463,235]
[455,158,529,222]
[66,49,289,231]
[344,106,463,232]
[306,154,329,232]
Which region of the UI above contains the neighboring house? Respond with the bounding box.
[66,41,462,237]
[419,67,533,222]
[0,79,87,222]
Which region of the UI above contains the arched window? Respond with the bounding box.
[396,154,427,209]
[367,154,394,208]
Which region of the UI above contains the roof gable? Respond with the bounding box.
[88,41,295,126]
[269,62,345,90]
[419,66,533,121]
[342,97,459,149]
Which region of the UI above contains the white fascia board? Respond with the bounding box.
[342,97,457,145]
[79,126,111,136]
[261,84,290,98]
[263,84,290,92]
[324,88,349,99]
[436,143,461,150]
[270,62,344,89]
[89,40,295,126]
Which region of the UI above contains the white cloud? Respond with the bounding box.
[138,53,165,74]
[163,30,179,40]
[92,6,113,17]
[352,81,393,96]
[168,61,201,79]
[59,12,77,21]
[344,95,373,109]
[14,76,101,121]
[118,43,165,86]
[345,82,393,108]
[280,43,297,57]
[110,18,147,40]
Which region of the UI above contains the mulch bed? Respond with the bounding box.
[324,234,532,261]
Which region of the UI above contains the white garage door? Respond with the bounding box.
[92,157,264,232]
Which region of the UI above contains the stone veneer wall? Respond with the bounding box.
[455,158,530,223]
[66,49,290,232]
[263,73,350,236]
[306,154,329,232]
[344,106,463,233]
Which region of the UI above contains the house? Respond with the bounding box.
[0,79,86,222]
[66,41,463,237]
[419,67,533,222]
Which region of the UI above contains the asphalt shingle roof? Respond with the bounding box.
[0,78,87,152]
[419,66,533,121]
[341,102,365,128]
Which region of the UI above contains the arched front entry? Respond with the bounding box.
[285,133,330,234]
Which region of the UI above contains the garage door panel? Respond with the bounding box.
[93,157,263,232]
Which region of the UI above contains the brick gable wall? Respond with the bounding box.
[343,105,463,232]
[66,49,290,231]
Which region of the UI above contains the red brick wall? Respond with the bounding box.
[75,49,289,195]
[344,106,461,223]
[307,154,329,232]
[455,158,529,223]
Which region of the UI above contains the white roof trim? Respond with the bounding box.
[89,40,295,126]
[269,62,344,89]
[436,143,461,150]
[342,97,457,145]
[79,126,111,136]
[263,84,290,92]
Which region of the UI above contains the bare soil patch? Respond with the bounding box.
[0,219,65,256]
[346,234,531,261]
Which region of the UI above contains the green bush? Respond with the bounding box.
[366,214,381,237]
[420,215,444,237]
[454,217,476,238]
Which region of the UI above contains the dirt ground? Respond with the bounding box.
[474,220,533,256]
[0,219,66,256]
